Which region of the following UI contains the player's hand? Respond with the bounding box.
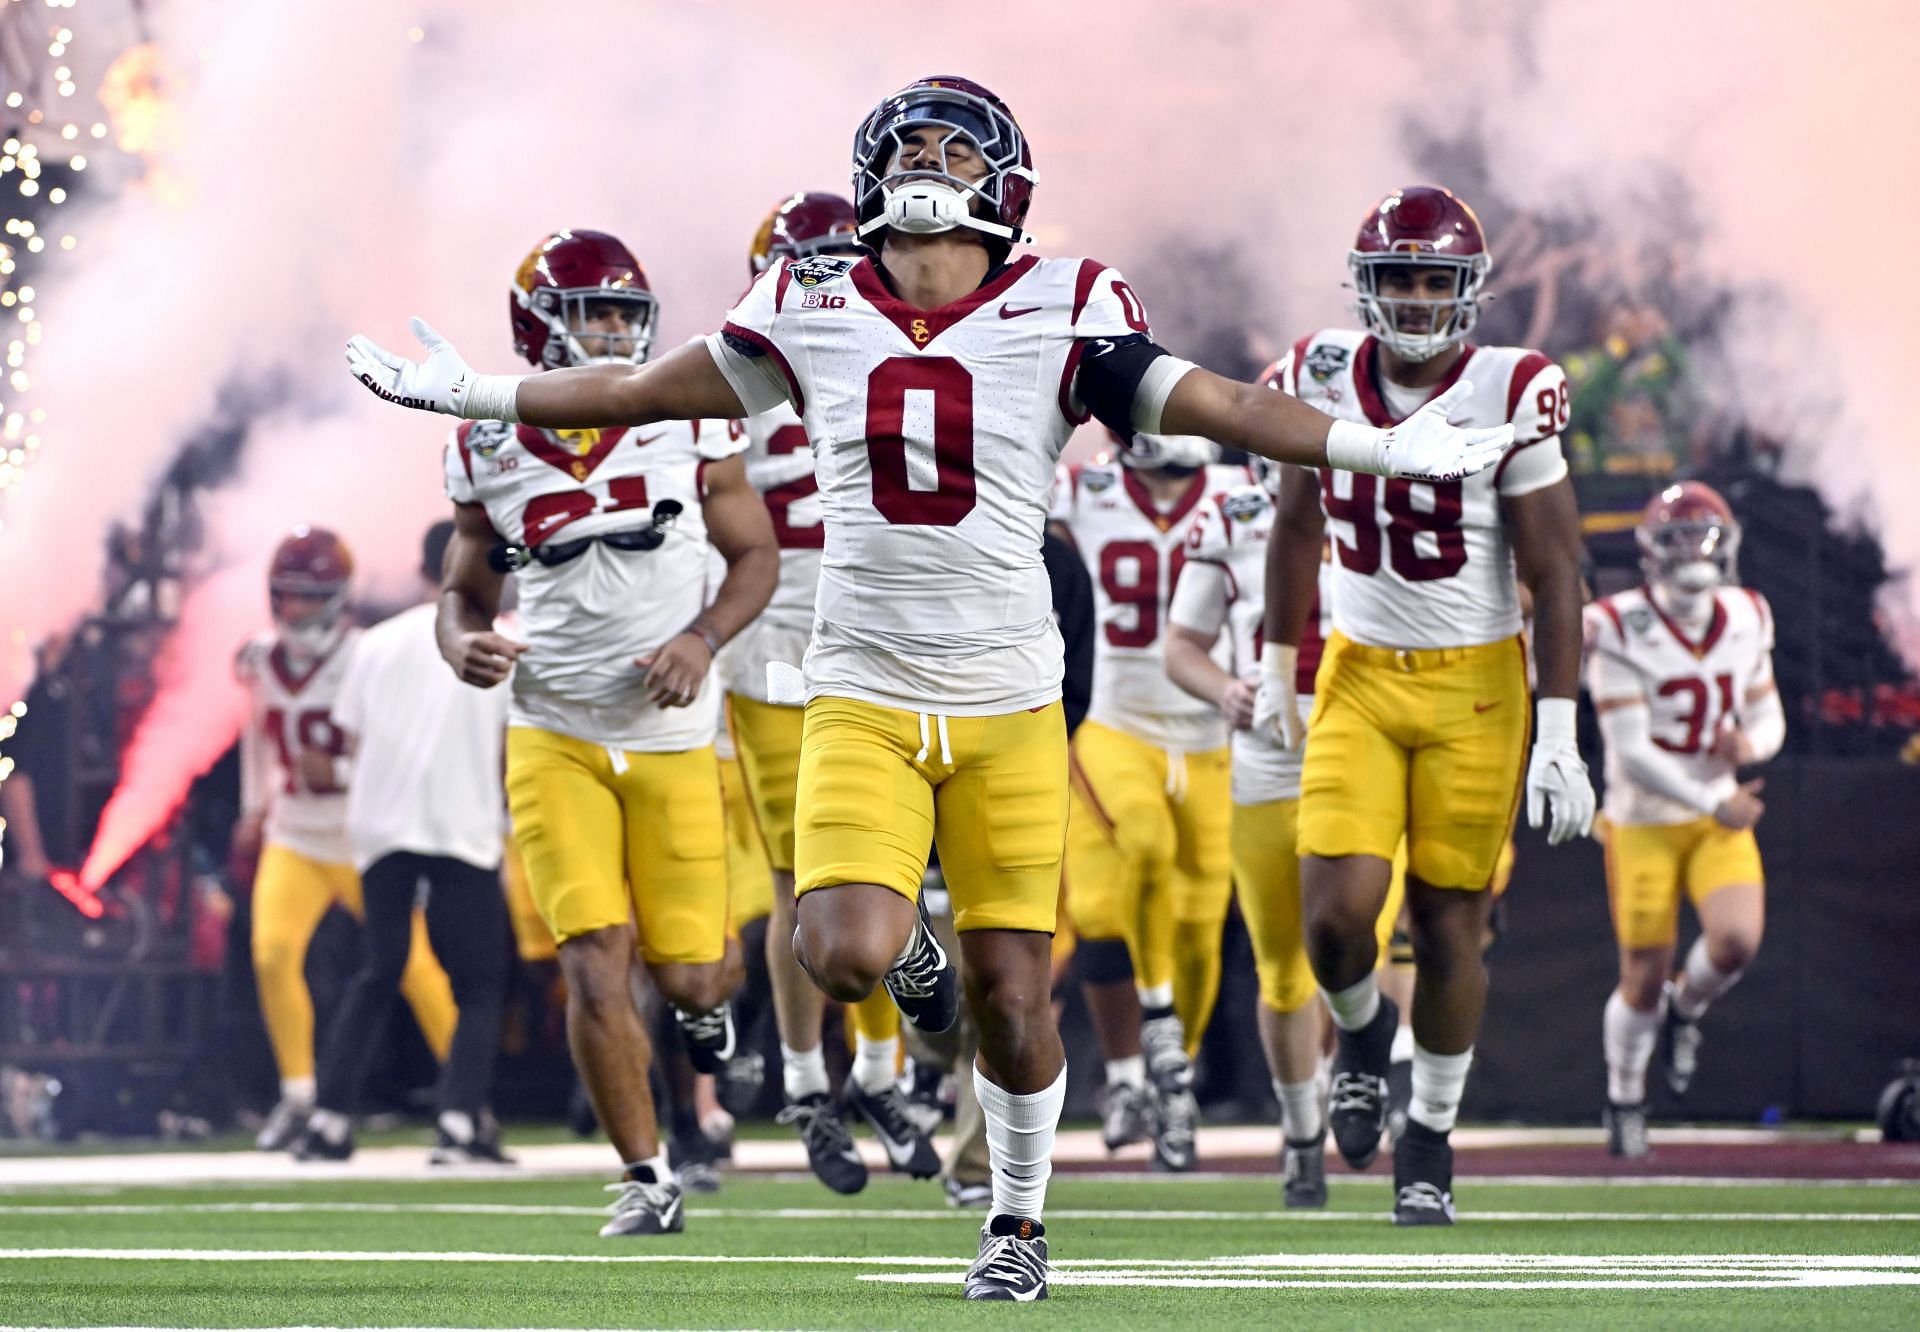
[296,749,339,793]
[1525,698,1595,844]
[1372,381,1514,482]
[1714,778,1765,830]
[445,629,526,688]
[345,318,474,415]
[1253,645,1304,750]
[1219,676,1257,731]
[228,813,264,887]
[1708,718,1756,766]
[639,632,713,709]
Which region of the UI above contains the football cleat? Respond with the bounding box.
[1328,995,1398,1170]
[1099,1082,1155,1151]
[1392,1121,1456,1226]
[717,1050,765,1119]
[255,1095,312,1153]
[882,894,959,1034]
[843,1072,940,1179]
[1140,1012,1191,1090]
[945,1175,992,1209]
[775,1092,868,1195]
[292,1125,354,1163]
[1660,985,1704,1095]
[964,1214,1049,1301]
[1385,1057,1414,1144]
[1282,1131,1329,1209]
[1605,1100,1652,1159]
[668,1132,722,1195]
[599,1167,685,1236]
[429,1115,515,1166]
[898,1056,947,1135]
[674,1001,737,1076]
[1150,1085,1199,1173]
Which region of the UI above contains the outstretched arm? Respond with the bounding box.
[347,319,746,428]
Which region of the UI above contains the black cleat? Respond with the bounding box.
[1659,986,1704,1096]
[1392,1120,1456,1226]
[429,1115,515,1166]
[292,1125,354,1163]
[1605,1099,1651,1159]
[944,1175,992,1209]
[882,894,959,1034]
[717,1050,765,1118]
[898,1056,947,1134]
[1385,1057,1414,1144]
[776,1091,868,1195]
[843,1072,940,1179]
[1282,1131,1328,1208]
[1328,995,1398,1170]
[599,1166,685,1236]
[964,1214,1049,1301]
[674,1002,737,1076]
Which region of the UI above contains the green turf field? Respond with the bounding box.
[2,1173,1916,1329]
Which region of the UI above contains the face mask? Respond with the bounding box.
[883,179,974,235]
[1668,559,1721,593]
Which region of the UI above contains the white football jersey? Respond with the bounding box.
[1173,484,1332,804]
[445,417,745,751]
[235,628,360,865]
[707,252,1152,715]
[719,400,824,703]
[1585,585,1777,825]
[1278,330,1570,649]
[1058,457,1246,752]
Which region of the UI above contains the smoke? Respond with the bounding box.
[3,0,1915,868]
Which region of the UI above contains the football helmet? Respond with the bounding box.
[269,526,353,660]
[510,230,658,370]
[751,192,860,276]
[852,76,1035,251]
[1350,186,1490,364]
[1111,427,1218,473]
[1637,481,1740,593]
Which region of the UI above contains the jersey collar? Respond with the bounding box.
[268,640,329,696]
[1122,468,1206,533]
[850,253,1040,350]
[1353,337,1475,428]
[1643,586,1728,659]
[518,425,630,482]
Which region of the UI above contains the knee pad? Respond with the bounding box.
[1075,936,1135,985]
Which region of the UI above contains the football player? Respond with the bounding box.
[347,78,1510,1298]
[1163,454,1332,1204]
[234,527,456,1151]
[1585,483,1781,1157]
[1258,186,1594,1225]
[433,231,777,1235]
[1054,431,1246,1171]
[723,193,936,1192]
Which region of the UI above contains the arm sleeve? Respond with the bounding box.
[1168,560,1229,638]
[704,266,796,416]
[1044,532,1097,736]
[1495,359,1572,497]
[1597,701,1723,815]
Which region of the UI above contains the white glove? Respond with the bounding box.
[1325,381,1514,482]
[1526,696,1596,845]
[1252,644,1304,751]
[344,317,524,422]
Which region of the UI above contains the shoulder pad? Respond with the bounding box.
[785,255,857,290]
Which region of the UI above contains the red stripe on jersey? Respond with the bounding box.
[1123,468,1206,533]
[848,253,1041,350]
[267,640,332,697]
[1645,586,1729,659]
[454,423,476,484]
[1057,337,1090,425]
[517,425,628,481]
[1598,597,1626,648]
[774,260,794,314]
[1281,335,1314,393]
[721,322,805,414]
[1505,351,1554,420]
[695,458,710,499]
[1352,337,1476,428]
[1069,258,1105,327]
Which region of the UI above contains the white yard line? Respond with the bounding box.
[0,1201,1915,1223]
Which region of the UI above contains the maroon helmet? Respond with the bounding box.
[851,76,1035,254]
[750,192,860,276]
[269,526,354,658]
[1348,186,1491,363]
[510,230,658,369]
[1637,481,1741,592]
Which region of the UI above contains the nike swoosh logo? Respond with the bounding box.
[1474,701,1500,713]
[635,432,665,446]
[998,304,1041,319]
[660,1196,682,1228]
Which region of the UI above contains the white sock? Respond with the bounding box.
[307,1108,350,1144]
[1409,1043,1473,1134]
[1671,937,1743,1022]
[1105,1055,1147,1090]
[1389,1021,1415,1065]
[975,1063,1065,1222]
[781,1042,830,1101]
[437,1109,475,1144]
[1603,990,1661,1104]
[1323,974,1381,1032]
[624,1151,673,1184]
[854,1036,899,1094]
[280,1076,315,1104]
[1136,981,1174,1010]
[1276,1078,1324,1143]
